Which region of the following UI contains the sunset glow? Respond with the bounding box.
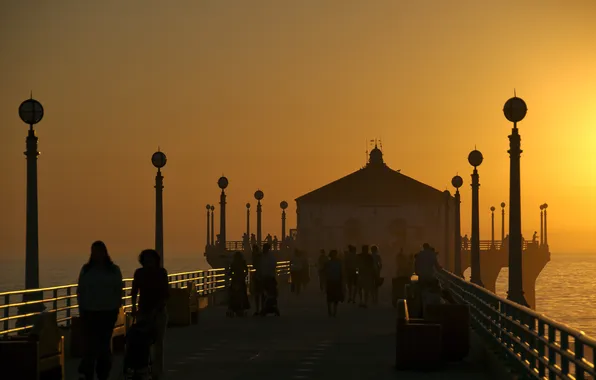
[1,0,595,260]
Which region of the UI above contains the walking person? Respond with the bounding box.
[130,249,170,380]
[324,250,344,317]
[344,245,358,303]
[76,241,123,380]
[356,245,375,308]
[250,244,263,315]
[370,245,383,304]
[290,250,304,295]
[317,249,329,292]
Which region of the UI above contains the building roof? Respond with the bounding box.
[295,147,447,205]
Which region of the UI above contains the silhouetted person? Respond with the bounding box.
[532,231,538,244]
[462,235,469,250]
[250,244,263,315]
[317,249,329,292]
[324,250,343,317]
[259,243,279,316]
[272,235,279,250]
[265,234,273,246]
[371,245,383,304]
[356,245,375,308]
[393,248,413,304]
[227,251,250,315]
[242,233,250,250]
[250,233,257,247]
[76,241,123,380]
[290,250,305,295]
[415,244,441,287]
[344,245,358,303]
[131,249,170,380]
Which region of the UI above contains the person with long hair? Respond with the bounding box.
[76,241,123,380]
[131,249,170,380]
[227,251,250,316]
[324,250,344,317]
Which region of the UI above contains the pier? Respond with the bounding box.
[2,261,596,379]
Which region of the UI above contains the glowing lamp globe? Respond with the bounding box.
[280,201,288,210]
[210,205,215,211]
[206,204,210,210]
[451,175,463,189]
[490,206,496,212]
[503,97,527,123]
[151,151,167,168]
[218,176,228,190]
[468,150,483,167]
[254,190,264,201]
[501,202,506,208]
[246,203,251,209]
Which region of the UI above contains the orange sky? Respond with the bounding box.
[1,0,595,261]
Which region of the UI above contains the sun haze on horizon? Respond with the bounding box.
[0,0,595,260]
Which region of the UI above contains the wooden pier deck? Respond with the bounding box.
[64,284,491,380]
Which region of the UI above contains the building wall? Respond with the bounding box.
[296,197,455,278]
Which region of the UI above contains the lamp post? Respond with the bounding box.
[490,206,496,249]
[280,201,288,242]
[503,94,529,306]
[206,204,211,249]
[501,202,506,242]
[540,204,544,246]
[442,190,451,270]
[218,176,228,251]
[246,203,251,239]
[18,96,45,315]
[543,203,548,247]
[468,149,484,287]
[151,150,167,265]
[255,190,264,247]
[451,175,463,277]
[210,205,215,246]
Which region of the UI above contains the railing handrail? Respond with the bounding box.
[0,261,291,337]
[438,268,596,378]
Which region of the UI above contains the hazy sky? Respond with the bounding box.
[1,0,595,261]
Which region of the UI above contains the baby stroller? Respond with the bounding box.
[259,277,280,317]
[123,313,157,380]
[226,279,250,317]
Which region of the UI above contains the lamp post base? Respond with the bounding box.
[507,291,529,307]
[470,277,484,287]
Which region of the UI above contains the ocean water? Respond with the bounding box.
[1,252,595,337]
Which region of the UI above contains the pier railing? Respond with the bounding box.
[460,240,532,251]
[438,269,596,379]
[0,260,290,337]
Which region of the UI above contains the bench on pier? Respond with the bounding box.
[167,282,201,326]
[69,307,126,358]
[0,312,65,379]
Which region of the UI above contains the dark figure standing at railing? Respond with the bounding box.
[532,231,538,244]
[242,233,250,250]
[272,235,279,250]
[250,244,263,315]
[265,234,273,247]
[131,249,170,380]
[462,234,469,250]
[76,241,123,380]
[251,233,257,247]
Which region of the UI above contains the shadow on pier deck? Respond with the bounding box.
[65,286,490,380]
